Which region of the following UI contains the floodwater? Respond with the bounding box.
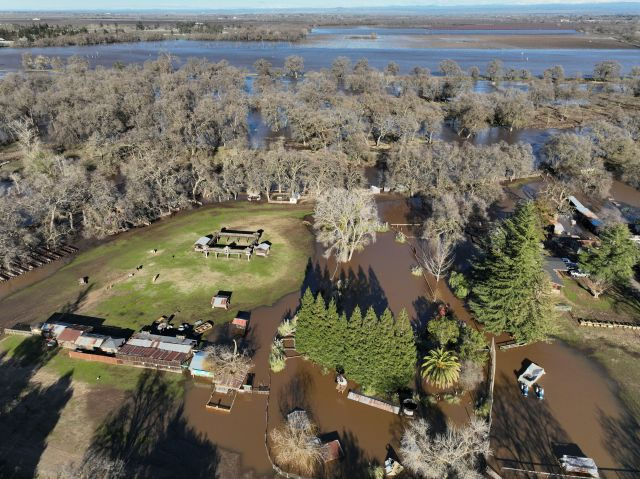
[492,341,640,478]
[0,30,638,75]
[180,194,639,476]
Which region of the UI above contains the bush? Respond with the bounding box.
[443,393,461,404]
[458,327,488,365]
[475,400,491,418]
[368,465,385,479]
[427,316,460,346]
[410,264,423,276]
[269,339,286,373]
[448,271,470,299]
[395,231,407,244]
[277,316,297,337]
[376,222,390,233]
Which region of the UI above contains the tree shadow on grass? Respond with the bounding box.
[0,336,73,479]
[86,370,218,478]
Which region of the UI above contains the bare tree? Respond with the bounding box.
[58,449,125,479]
[417,233,455,285]
[314,188,380,264]
[203,341,253,382]
[270,415,323,476]
[399,417,491,479]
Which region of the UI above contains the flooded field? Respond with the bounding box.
[0,28,638,75]
[492,341,639,479]
[175,194,639,476]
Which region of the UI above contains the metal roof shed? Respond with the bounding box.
[189,351,215,379]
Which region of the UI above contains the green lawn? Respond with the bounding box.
[0,335,176,391]
[561,278,640,319]
[0,203,313,331]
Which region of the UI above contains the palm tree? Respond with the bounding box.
[421,348,460,388]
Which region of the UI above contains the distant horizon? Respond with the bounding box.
[3,0,640,13]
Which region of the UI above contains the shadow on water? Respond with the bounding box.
[491,370,569,476]
[86,370,219,478]
[598,408,640,479]
[0,337,73,479]
[301,259,390,317]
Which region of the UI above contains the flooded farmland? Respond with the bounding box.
[0,27,639,76]
[174,194,640,477]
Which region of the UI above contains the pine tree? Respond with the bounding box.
[471,201,555,343]
[390,309,418,390]
[294,293,416,395]
[295,289,317,357]
[578,223,639,299]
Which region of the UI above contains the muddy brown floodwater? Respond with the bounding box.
[107,194,639,477]
[492,341,639,479]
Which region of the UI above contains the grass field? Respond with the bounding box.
[0,335,181,390]
[0,202,313,331]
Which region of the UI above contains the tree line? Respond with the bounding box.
[0,54,638,267]
[295,289,416,395]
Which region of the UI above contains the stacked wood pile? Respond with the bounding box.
[0,245,78,282]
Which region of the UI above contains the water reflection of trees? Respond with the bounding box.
[85,370,218,478]
[0,336,73,478]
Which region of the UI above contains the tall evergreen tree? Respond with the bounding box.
[578,223,639,299]
[295,293,416,395]
[471,201,555,343]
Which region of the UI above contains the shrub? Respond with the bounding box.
[269,339,286,373]
[448,271,470,299]
[443,393,461,404]
[277,316,297,337]
[410,264,423,276]
[395,231,407,243]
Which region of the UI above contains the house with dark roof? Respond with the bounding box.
[544,257,568,291]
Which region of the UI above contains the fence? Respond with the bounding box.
[68,350,119,365]
[578,318,640,330]
[3,328,33,337]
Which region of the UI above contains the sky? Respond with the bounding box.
[6,0,639,11]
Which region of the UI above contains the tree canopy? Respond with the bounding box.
[471,201,556,343]
[578,223,639,298]
[295,290,416,395]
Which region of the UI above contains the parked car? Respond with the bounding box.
[247,194,261,202]
[570,269,589,278]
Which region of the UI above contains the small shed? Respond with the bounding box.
[212,293,231,310]
[518,362,545,387]
[254,242,271,257]
[559,455,599,478]
[194,236,212,251]
[57,327,86,349]
[320,439,343,463]
[189,351,215,379]
[231,311,250,334]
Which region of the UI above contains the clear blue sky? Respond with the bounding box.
[7,0,634,11]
